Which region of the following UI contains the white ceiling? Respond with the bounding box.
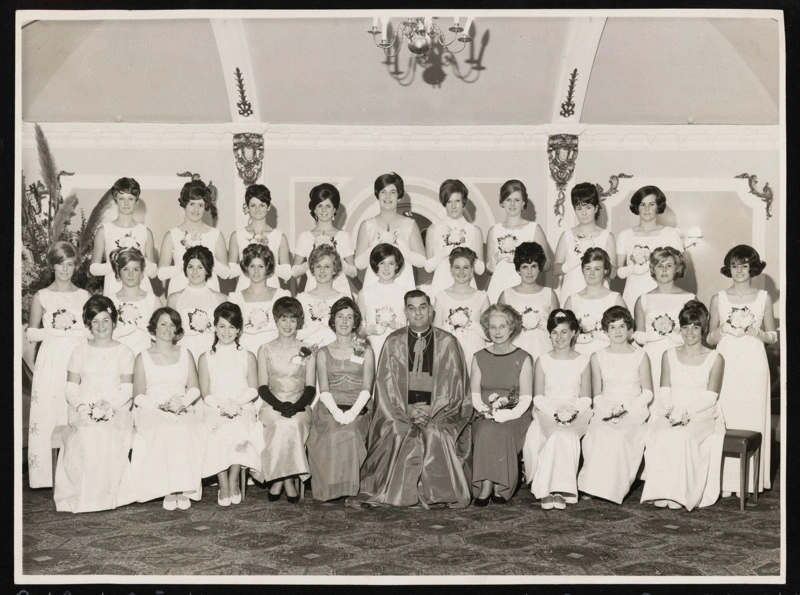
[21,15,780,126]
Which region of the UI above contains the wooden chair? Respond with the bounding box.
[721,429,762,511]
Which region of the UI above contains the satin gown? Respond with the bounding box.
[503,286,554,362]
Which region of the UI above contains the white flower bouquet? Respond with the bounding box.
[246,308,269,330]
[554,405,579,426]
[651,314,676,336]
[180,230,203,249]
[89,399,114,422]
[188,309,212,333]
[52,308,78,330]
[497,234,518,256]
[601,404,628,424]
[630,244,651,266]
[728,306,755,332]
[447,307,471,332]
[444,227,466,247]
[521,308,542,332]
[666,406,690,427]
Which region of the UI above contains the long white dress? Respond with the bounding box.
[175,285,219,363]
[577,348,651,503]
[361,280,407,361]
[165,227,224,295]
[100,222,154,296]
[232,228,286,291]
[294,230,355,296]
[640,349,725,510]
[360,217,418,291]
[54,343,137,512]
[433,289,488,363]
[638,292,696,389]
[503,286,555,362]
[201,343,264,478]
[296,291,346,349]
[716,290,771,492]
[130,348,207,503]
[570,292,620,356]
[522,352,593,501]
[228,288,290,357]
[557,228,611,305]
[616,227,684,310]
[426,217,483,298]
[486,221,541,304]
[28,287,90,488]
[111,293,161,355]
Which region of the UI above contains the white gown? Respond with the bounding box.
[616,227,684,310]
[433,289,488,363]
[296,291,346,349]
[165,227,224,295]
[232,228,286,291]
[175,285,219,363]
[426,217,483,298]
[577,348,651,503]
[641,349,725,510]
[111,292,161,355]
[570,292,620,356]
[486,221,541,304]
[557,228,611,305]
[100,222,154,295]
[360,217,418,291]
[522,352,593,500]
[228,288,290,357]
[638,292,696,389]
[503,286,555,362]
[361,281,407,361]
[130,348,207,503]
[294,230,355,296]
[54,343,137,513]
[716,290,771,492]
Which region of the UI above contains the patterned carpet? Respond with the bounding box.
[21,463,781,577]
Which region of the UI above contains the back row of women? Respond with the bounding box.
[26,173,777,512]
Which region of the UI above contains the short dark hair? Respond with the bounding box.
[404,289,431,307]
[245,183,272,208]
[513,241,546,272]
[148,306,184,341]
[369,243,404,275]
[46,241,78,268]
[581,247,612,278]
[178,179,217,218]
[629,185,666,215]
[547,308,581,335]
[679,300,710,335]
[240,243,275,277]
[439,179,469,207]
[83,294,118,327]
[374,172,405,199]
[449,246,478,267]
[649,246,685,280]
[327,296,362,333]
[110,247,145,280]
[112,177,141,199]
[272,296,304,328]
[183,245,214,279]
[499,179,529,209]
[601,305,635,332]
[308,183,341,219]
[721,244,766,278]
[308,244,343,279]
[571,182,601,220]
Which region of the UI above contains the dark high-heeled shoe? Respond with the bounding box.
[286,494,300,504]
[267,491,282,502]
[473,495,490,507]
[491,494,507,504]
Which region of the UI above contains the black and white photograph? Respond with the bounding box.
[15,8,786,585]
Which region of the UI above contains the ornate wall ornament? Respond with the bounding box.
[548,134,579,226]
[735,173,773,219]
[233,133,265,187]
[595,173,633,201]
[234,67,253,118]
[559,68,578,118]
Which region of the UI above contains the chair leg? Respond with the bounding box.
[51,447,59,488]
[240,467,247,501]
[300,477,305,500]
[752,446,761,505]
[739,453,748,512]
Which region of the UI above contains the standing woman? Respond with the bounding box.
[157,179,229,296]
[633,247,695,390]
[90,177,158,296]
[563,248,626,357]
[228,184,292,292]
[308,297,375,503]
[228,244,290,357]
[110,247,165,356]
[470,304,533,506]
[54,296,137,512]
[522,309,593,510]
[26,241,91,488]
[167,246,227,363]
[358,244,407,360]
[485,180,552,304]
[354,172,426,291]
[432,247,490,363]
[553,183,616,305]
[255,297,317,503]
[424,179,485,298]
[291,183,357,296]
[296,244,347,349]
[708,245,777,497]
[616,186,684,311]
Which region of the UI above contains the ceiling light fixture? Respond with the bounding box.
[368,16,474,59]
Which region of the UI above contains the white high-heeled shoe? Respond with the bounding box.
[218,490,231,507]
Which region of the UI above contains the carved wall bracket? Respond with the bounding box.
[548,134,579,226]
[559,68,578,118]
[735,173,773,219]
[234,67,253,118]
[595,173,633,202]
[233,133,265,187]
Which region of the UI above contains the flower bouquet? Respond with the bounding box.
[521,308,543,332]
[118,302,142,327]
[89,399,113,422]
[651,314,676,336]
[377,229,399,245]
[351,338,367,358]
[188,309,212,333]
[374,305,397,332]
[180,230,203,249]
[482,387,519,420]
[447,307,472,332]
[159,394,188,415]
[246,230,270,247]
[313,234,336,249]
[666,406,690,427]
[246,308,269,330]
[219,399,242,419]
[601,403,628,424]
[497,234,518,257]
[291,344,317,365]
[52,308,78,330]
[444,226,466,247]
[728,306,755,333]
[309,301,331,323]
[574,235,595,257]
[630,244,651,266]
[554,405,579,426]
[115,232,141,250]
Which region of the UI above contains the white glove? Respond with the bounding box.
[561,254,581,274]
[654,386,673,415]
[616,265,633,280]
[134,393,157,410]
[342,261,358,278]
[318,391,344,419]
[424,254,447,273]
[471,392,489,414]
[633,262,650,276]
[492,409,514,423]
[473,259,486,276]
[532,395,552,415]
[228,263,242,279]
[503,394,532,421]
[75,403,92,422]
[637,389,654,406]
[109,382,133,410]
[399,248,426,269]
[65,381,82,408]
[666,332,684,345]
[366,322,387,336]
[144,259,158,279]
[181,387,201,407]
[342,389,372,424]
[291,262,310,278]
[26,326,66,342]
[89,261,113,276]
[157,265,178,281]
[274,263,292,281]
[235,387,258,405]
[203,394,223,408]
[213,259,231,279]
[354,250,371,270]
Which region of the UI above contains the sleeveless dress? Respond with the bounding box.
[638,292,696,389]
[28,287,90,488]
[361,281,407,361]
[307,344,371,501]
[486,221,541,304]
[716,290,771,492]
[253,342,312,483]
[201,343,264,478]
[232,228,286,291]
[130,348,207,503]
[433,289,489,363]
[101,222,153,295]
[228,288,290,357]
[503,286,554,362]
[557,228,611,305]
[111,292,160,355]
[522,352,592,501]
[360,217,418,291]
[426,216,482,298]
[472,348,532,501]
[296,291,346,349]
[641,349,725,510]
[570,292,621,356]
[578,348,651,503]
[175,285,219,362]
[294,230,355,296]
[166,227,224,295]
[616,227,684,310]
[54,343,137,513]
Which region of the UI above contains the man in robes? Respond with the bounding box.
[356,289,472,508]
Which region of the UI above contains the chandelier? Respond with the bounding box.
[368,16,474,59]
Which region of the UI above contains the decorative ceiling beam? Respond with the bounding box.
[210,18,262,123]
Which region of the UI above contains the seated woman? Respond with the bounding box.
[470,304,533,506]
[308,297,375,503]
[296,244,347,349]
[254,297,317,503]
[130,307,207,511]
[358,243,407,360]
[522,309,593,510]
[54,296,137,513]
[577,306,653,504]
[641,300,726,511]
